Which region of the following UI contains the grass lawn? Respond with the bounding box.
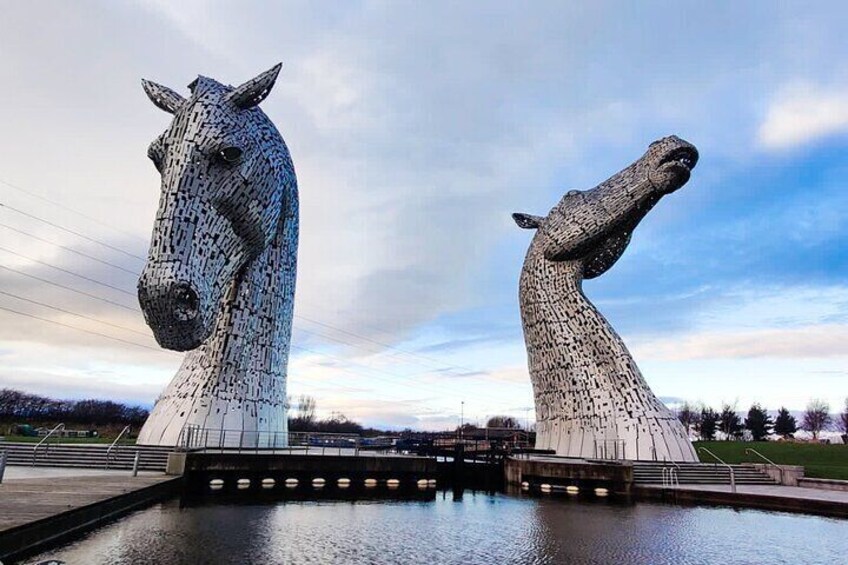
[694,440,848,481]
[0,435,136,444]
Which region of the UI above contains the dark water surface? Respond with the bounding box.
[28,492,847,564]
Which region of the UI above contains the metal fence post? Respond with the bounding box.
[0,450,6,483]
[132,451,140,477]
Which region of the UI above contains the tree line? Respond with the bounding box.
[677,398,848,442]
[287,394,365,434]
[0,388,149,427]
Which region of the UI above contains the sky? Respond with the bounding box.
[0,1,846,430]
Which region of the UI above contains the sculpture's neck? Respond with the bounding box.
[519,252,629,363]
[190,196,298,396]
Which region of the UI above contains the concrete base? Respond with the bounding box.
[166,451,187,475]
[798,477,848,492]
[635,483,848,519]
[505,456,633,497]
[183,452,437,495]
[751,464,804,486]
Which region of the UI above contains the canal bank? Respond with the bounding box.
[635,483,848,518]
[3,446,847,562]
[0,471,181,563]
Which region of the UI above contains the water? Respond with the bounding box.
[28,492,847,564]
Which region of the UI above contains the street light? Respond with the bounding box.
[460,401,465,440]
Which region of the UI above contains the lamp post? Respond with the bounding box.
[460,401,465,440]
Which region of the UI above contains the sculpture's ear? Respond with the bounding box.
[141,79,185,114]
[227,63,282,109]
[512,213,544,229]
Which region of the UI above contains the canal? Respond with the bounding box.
[28,489,848,564]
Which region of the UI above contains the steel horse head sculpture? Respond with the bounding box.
[136,64,298,447]
[514,136,699,461]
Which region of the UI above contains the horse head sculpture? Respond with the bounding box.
[513,135,699,461]
[136,64,298,447]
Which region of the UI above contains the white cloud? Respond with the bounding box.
[758,83,848,149]
[2,3,848,426]
[632,324,848,361]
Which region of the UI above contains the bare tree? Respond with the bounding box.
[676,402,699,436]
[839,398,848,436]
[287,394,317,431]
[486,415,519,428]
[802,399,831,441]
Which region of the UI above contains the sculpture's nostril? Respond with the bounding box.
[172,284,199,321]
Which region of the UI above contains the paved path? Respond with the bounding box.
[0,473,175,532]
[637,483,848,518]
[2,465,161,481]
[667,483,848,504]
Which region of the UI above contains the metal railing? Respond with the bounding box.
[661,466,679,488]
[106,425,131,469]
[698,446,736,493]
[662,457,681,487]
[745,447,784,484]
[32,423,64,465]
[176,425,361,456]
[593,439,626,460]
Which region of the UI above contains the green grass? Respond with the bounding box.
[694,441,848,481]
[0,435,136,445]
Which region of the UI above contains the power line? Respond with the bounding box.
[0,246,136,297]
[0,177,150,245]
[0,290,152,338]
[0,197,507,386]
[0,305,172,354]
[0,223,139,276]
[0,246,523,400]
[0,193,527,399]
[0,264,138,312]
[0,255,520,405]
[0,201,146,262]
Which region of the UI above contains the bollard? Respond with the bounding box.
[132,451,140,477]
[0,450,6,483]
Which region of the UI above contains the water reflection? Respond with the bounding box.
[27,491,848,564]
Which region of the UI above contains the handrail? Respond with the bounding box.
[176,424,362,455]
[661,466,679,488]
[745,447,783,484]
[106,425,131,469]
[698,447,736,493]
[663,456,681,471]
[32,423,64,465]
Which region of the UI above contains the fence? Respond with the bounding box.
[176,425,361,456]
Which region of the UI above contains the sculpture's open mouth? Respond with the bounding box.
[659,147,698,173]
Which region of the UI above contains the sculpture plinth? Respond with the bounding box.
[514,136,698,462]
[135,64,298,448]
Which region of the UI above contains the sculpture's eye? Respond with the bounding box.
[217,146,243,165]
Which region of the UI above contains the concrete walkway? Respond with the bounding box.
[2,465,162,481]
[636,483,848,518]
[0,469,180,562]
[670,483,848,504]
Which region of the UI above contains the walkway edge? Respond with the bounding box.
[634,485,848,519]
[0,476,182,563]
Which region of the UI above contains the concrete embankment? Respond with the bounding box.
[635,483,848,518]
[505,455,633,497]
[178,451,437,495]
[0,473,181,562]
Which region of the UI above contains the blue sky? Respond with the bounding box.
[0,1,846,429]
